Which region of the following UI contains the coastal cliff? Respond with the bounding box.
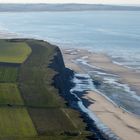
[48,42,109,140]
[49,47,79,107]
[0,38,108,140]
[17,39,92,140]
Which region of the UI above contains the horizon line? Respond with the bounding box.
[0,3,139,6]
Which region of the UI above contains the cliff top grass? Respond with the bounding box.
[0,66,18,82]
[0,39,31,63]
[0,107,37,137]
[0,83,24,105]
[0,39,90,140]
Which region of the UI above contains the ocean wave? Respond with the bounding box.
[74,56,140,116]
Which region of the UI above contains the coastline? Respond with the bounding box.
[61,48,140,140]
[1,30,140,139]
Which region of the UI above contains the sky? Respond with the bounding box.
[0,0,140,5]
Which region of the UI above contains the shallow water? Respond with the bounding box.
[74,56,140,116]
[0,11,140,70]
[70,73,121,140]
[0,11,140,116]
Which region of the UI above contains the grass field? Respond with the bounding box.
[0,40,31,63]
[0,107,37,137]
[29,108,77,135]
[0,39,90,140]
[29,108,90,137]
[0,66,18,82]
[0,83,24,105]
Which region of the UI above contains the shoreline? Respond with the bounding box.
[1,32,140,139]
[62,48,140,97]
[61,48,140,140]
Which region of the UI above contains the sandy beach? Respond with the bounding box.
[61,48,140,140]
[62,48,140,95]
[85,91,140,140]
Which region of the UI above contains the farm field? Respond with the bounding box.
[0,107,37,137]
[0,39,89,140]
[0,39,31,63]
[0,66,18,82]
[0,83,24,105]
[29,108,77,135]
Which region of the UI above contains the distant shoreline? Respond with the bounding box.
[1,31,140,139]
[0,4,140,12]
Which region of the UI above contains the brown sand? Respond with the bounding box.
[85,91,140,140]
[62,48,140,95]
[61,48,140,140]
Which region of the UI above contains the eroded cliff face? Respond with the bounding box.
[49,47,78,107]
[50,47,109,140]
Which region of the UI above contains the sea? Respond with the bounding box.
[0,11,140,70]
[0,11,140,118]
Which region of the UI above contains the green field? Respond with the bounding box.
[29,108,77,135]
[0,83,24,105]
[0,66,18,82]
[0,40,31,63]
[0,39,90,140]
[0,107,37,137]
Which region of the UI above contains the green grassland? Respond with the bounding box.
[29,108,77,135]
[0,83,24,105]
[0,107,37,137]
[0,39,90,140]
[0,40,31,63]
[0,39,36,139]
[0,67,18,82]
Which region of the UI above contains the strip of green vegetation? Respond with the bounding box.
[0,66,18,82]
[0,40,31,63]
[0,83,24,105]
[0,107,37,137]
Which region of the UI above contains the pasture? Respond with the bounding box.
[0,66,18,82]
[0,83,24,105]
[0,40,31,63]
[0,39,90,140]
[0,107,37,137]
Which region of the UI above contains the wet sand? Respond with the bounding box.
[62,48,140,95]
[85,91,140,140]
[61,48,140,140]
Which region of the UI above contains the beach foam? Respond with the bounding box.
[70,73,121,140]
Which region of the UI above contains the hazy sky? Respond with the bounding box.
[0,0,140,5]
